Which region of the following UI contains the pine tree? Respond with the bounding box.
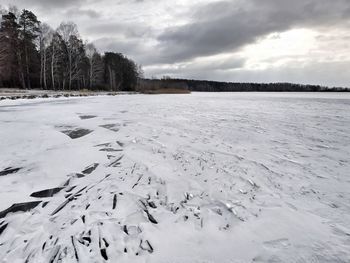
[19,9,40,89]
[0,12,20,88]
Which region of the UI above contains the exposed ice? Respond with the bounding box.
[0,92,349,262]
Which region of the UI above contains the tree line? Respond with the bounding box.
[167,79,349,92]
[0,7,142,91]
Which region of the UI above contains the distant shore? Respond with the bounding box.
[0,89,136,101]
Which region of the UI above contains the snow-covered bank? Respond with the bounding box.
[0,89,136,101]
[0,93,349,262]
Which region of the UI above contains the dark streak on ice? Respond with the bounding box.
[140,240,154,253]
[51,186,87,216]
[144,210,158,224]
[82,163,99,175]
[148,201,157,209]
[113,194,117,209]
[0,201,42,219]
[82,236,91,244]
[30,187,64,198]
[99,148,123,152]
[42,242,46,251]
[66,186,77,192]
[95,142,112,147]
[109,155,123,167]
[102,238,109,247]
[51,199,71,216]
[49,245,60,263]
[0,223,8,236]
[123,225,128,235]
[132,174,143,189]
[0,167,21,176]
[71,236,79,261]
[79,115,96,120]
[75,173,86,178]
[101,248,108,260]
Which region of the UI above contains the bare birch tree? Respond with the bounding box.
[39,23,53,89]
[57,22,79,90]
[86,43,104,89]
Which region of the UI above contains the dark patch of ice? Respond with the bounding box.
[82,163,99,175]
[71,173,86,178]
[100,124,120,132]
[148,201,157,209]
[113,194,117,209]
[103,238,109,248]
[95,142,112,147]
[0,201,42,219]
[0,222,8,236]
[144,210,158,224]
[79,115,97,120]
[0,167,21,176]
[123,225,128,235]
[101,248,108,260]
[82,236,91,244]
[61,128,93,139]
[30,187,64,198]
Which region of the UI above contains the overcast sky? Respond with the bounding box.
[1,0,350,87]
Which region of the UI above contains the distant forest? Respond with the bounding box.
[0,7,142,91]
[172,79,349,92]
[140,78,349,93]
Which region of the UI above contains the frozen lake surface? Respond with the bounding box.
[0,92,349,262]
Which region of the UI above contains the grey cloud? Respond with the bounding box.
[93,37,141,54]
[157,0,350,63]
[93,37,148,62]
[87,22,153,38]
[192,57,246,72]
[11,0,85,10]
[65,8,100,19]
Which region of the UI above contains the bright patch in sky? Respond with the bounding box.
[243,29,318,70]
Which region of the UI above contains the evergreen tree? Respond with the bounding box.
[0,12,20,87]
[18,9,40,89]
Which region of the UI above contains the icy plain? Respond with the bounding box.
[0,92,349,262]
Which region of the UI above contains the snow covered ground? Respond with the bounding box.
[0,92,349,262]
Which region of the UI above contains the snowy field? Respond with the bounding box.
[0,92,349,263]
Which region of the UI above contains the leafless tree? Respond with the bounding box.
[50,32,64,90]
[57,22,79,90]
[86,43,104,89]
[39,23,53,89]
